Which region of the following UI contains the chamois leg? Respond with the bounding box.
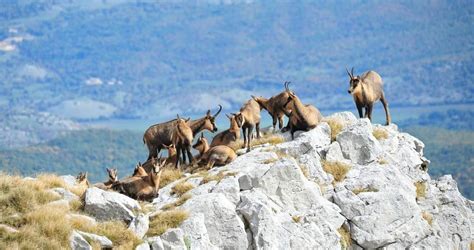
[367,104,374,121]
[356,103,363,118]
[272,116,277,130]
[186,145,194,166]
[380,95,391,125]
[147,145,156,161]
[242,127,247,149]
[246,125,254,152]
[278,115,284,130]
[256,122,261,139]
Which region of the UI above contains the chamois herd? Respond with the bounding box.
[76,68,391,201]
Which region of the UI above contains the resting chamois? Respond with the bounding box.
[162,144,178,167]
[76,172,90,187]
[283,84,323,140]
[193,133,237,169]
[346,68,391,125]
[143,105,222,160]
[94,168,118,190]
[171,115,194,169]
[132,163,148,177]
[239,98,262,152]
[252,81,293,130]
[210,113,244,147]
[113,160,164,201]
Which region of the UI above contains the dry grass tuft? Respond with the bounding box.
[372,128,388,140]
[200,171,237,185]
[291,215,301,223]
[321,161,351,183]
[415,181,427,200]
[299,165,309,178]
[171,182,194,197]
[338,226,352,249]
[378,158,388,165]
[422,211,433,226]
[261,158,278,164]
[352,187,379,195]
[325,118,344,142]
[228,134,285,151]
[162,193,192,211]
[159,168,184,189]
[147,210,189,236]
[0,173,141,249]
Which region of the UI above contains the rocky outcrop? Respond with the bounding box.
[83,187,140,222]
[149,113,473,249]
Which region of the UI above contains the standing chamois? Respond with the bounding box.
[171,115,194,169]
[94,168,118,190]
[252,81,294,130]
[143,105,222,160]
[113,160,164,201]
[239,98,262,152]
[346,68,391,125]
[283,84,323,140]
[193,133,237,169]
[210,113,244,147]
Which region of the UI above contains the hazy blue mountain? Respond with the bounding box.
[1,0,473,123]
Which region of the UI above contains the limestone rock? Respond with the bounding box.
[83,187,140,222]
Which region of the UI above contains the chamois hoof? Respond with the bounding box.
[246,148,251,153]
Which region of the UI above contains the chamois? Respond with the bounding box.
[239,98,262,152]
[114,160,164,201]
[143,105,222,160]
[171,115,194,168]
[162,144,178,167]
[252,81,293,130]
[283,84,323,140]
[210,113,244,147]
[132,163,148,177]
[94,168,118,190]
[76,172,90,187]
[346,68,391,125]
[193,133,237,169]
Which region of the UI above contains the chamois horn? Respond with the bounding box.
[213,105,222,118]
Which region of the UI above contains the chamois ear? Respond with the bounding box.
[84,172,88,179]
[251,95,257,100]
[185,117,190,122]
[201,132,204,139]
[226,114,231,119]
[176,114,180,120]
[206,109,211,116]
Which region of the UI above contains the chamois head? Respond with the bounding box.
[133,162,148,177]
[346,67,361,94]
[163,143,177,156]
[150,159,165,189]
[284,82,298,107]
[251,95,268,111]
[227,113,245,128]
[203,105,222,132]
[106,168,118,182]
[76,172,89,185]
[192,132,209,153]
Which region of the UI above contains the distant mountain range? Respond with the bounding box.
[1,0,473,123]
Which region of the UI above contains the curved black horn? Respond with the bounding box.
[213,104,222,118]
[346,67,352,78]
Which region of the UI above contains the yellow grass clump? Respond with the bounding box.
[338,226,352,249]
[228,134,285,151]
[372,128,388,140]
[321,161,351,183]
[422,211,433,226]
[0,173,141,249]
[324,118,344,142]
[147,210,189,236]
[200,171,237,185]
[171,182,195,197]
[162,193,192,211]
[352,186,379,195]
[415,181,427,200]
[159,168,184,189]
